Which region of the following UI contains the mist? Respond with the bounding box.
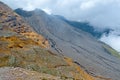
[1,0,120,52]
[100,30,120,52]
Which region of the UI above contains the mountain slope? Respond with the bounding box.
[0,1,97,80]
[54,15,111,39]
[62,20,111,39]
[15,8,120,80]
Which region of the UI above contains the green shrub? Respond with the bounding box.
[103,45,120,58]
[39,66,60,76]
[0,24,2,29]
[25,64,39,71]
[8,55,20,67]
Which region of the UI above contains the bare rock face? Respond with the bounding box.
[0,1,32,32]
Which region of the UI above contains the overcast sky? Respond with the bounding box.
[1,0,120,52]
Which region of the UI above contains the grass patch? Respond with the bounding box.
[103,45,120,58]
[0,55,9,67]
[38,66,60,76]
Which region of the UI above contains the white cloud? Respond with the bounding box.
[42,8,52,15]
[100,30,120,52]
[0,0,55,10]
[80,0,97,10]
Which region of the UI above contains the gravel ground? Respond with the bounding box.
[0,67,61,80]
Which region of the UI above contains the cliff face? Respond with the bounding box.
[15,8,120,80]
[0,1,97,80]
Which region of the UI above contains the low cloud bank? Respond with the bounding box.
[100,30,120,52]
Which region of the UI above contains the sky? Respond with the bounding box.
[0,0,120,52]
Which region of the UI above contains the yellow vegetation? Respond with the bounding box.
[64,57,95,80]
[0,35,38,54]
[21,32,49,48]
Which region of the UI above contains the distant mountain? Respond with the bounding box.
[64,21,111,38]
[55,15,111,38]
[15,8,120,80]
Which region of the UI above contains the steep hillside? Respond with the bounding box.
[54,15,111,39]
[15,8,120,80]
[63,21,111,39]
[0,32,95,80]
[0,1,97,80]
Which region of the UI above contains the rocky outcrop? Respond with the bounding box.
[0,67,61,80]
[0,2,49,48]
